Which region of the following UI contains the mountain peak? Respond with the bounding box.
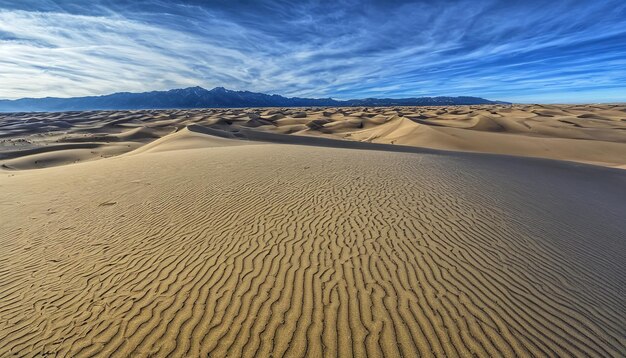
[182,86,207,92]
[167,86,207,93]
[209,86,229,93]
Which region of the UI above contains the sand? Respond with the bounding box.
[0,105,625,357]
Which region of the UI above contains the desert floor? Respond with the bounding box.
[0,105,625,357]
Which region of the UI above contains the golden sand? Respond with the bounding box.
[0,106,625,356]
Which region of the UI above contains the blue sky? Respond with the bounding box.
[0,0,625,102]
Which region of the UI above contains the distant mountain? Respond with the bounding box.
[0,87,508,112]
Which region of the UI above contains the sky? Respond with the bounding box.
[0,0,625,103]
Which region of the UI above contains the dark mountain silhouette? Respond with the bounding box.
[0,86,508,112]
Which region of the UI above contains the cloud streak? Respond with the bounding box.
[0,0,625,102]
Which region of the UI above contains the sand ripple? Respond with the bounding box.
[1,141,624,357]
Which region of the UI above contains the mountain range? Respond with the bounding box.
[0,87,508,112]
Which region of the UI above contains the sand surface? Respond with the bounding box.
[0,106,625,357]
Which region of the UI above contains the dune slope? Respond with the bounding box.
[0,132,624,357]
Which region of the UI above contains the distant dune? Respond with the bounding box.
[1,104,625,169]
[0,105,625,356]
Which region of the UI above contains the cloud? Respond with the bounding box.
[0,0,625,102]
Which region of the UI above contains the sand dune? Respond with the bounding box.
[1,104,625,170]
[0,106,625,356]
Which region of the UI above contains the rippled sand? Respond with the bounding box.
[0,105,625,357]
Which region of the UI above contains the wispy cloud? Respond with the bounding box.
[0,0,625,102]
